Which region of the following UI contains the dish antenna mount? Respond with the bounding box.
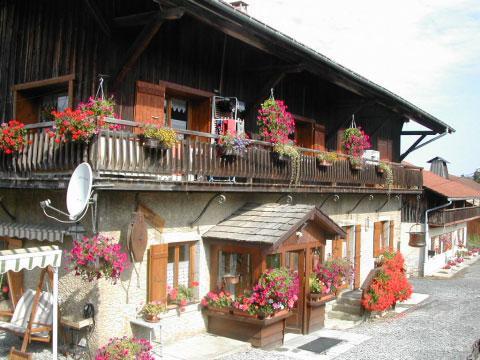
[40,162,96,226]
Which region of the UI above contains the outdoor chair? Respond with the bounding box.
[0,268,54,352]
[8,347,32,360]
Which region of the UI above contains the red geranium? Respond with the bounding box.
[0,120,29,154]
[49,108,96,143]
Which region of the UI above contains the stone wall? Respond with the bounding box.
[0,188,403,348]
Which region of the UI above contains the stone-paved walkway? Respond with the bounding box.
[222,261,480,360]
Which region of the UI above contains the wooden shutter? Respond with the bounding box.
[313,124,325,151]
[345,227,352,260]
[337,129,344,153]
[389,221,395,251]
[295,121,314,149]
[189,243,196,286]
[148,244,168,303]
[378,138,393,161]
[373,222,382,257]
[135,81,166,128]
[189,98,211,141]
[332,238,343,259]
[354,225,362,289]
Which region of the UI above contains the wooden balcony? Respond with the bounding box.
[428,206,480,227]
[0,121,423,193]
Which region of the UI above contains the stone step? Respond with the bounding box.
[337,290,363,306]
[332,303,364,316]
[324,317,363,330]
[327,310,364,322]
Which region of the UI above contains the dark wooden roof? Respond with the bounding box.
[203,203,345,245]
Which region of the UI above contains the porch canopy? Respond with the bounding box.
[204,202,345,245]
[0,246,62,359]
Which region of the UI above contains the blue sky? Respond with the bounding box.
[246,0,480,175]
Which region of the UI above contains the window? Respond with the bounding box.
[373,221,394,257]
[218,251,252,296]
[266,254,281,269]
[167,242,196,289]
[13,75,74,124]
[431,236,441,255]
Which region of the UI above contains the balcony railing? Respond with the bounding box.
[0,120,423,193]
[428,206,480,226]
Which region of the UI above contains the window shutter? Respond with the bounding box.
[135,81,166,128]
[373,222,382,257]
[389,221,395,251]
[378,138,393,161]
[337,129,345,153]
[148,244,168,303]
[354,225,362,289]
[295,121,314,149]
[313,124,325,151]
[332,238,343,259]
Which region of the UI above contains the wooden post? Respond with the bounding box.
[354,225,362,289]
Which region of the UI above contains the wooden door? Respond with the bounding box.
[135,81,166,129]
[148,244,168,303]
[285,250,305,333]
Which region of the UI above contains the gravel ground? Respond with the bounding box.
[222,261,480,360]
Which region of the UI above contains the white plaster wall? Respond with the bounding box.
[0,188,404,348]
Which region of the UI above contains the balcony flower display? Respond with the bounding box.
[316,151,338,167]
[0,120,29,154]
[257,98,295,144]
[342,127,370,170]
[348,155,365,171]
[361,251,413,312]
[95,336,154,360]
[377,161,394,188]
[49,108,97,143]
[142,125,178,149]
[232,267,299,319]
[201,290,234,313]
[272,142,301,185]
[79,96,121,131]
[315,258,353,295]
[217,130,250,157]
[65,235,129,284]
[138,301,167,322]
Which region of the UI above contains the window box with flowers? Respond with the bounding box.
[141,126,178,150]
[217,131,250,158]
[167,282,199,313]
[316,151,338,167]
[201,290,234,314]
[138,301,167,323]
[205,268,297,349]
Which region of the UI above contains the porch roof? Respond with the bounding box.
[203,203,345,245]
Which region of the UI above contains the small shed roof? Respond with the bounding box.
[423,170,480,200]
[203,203,345,245]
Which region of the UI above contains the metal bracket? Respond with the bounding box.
[319,194,339,209]
[375,194,391,213]
[190,193,226,227]
[276,194,293,205]
[0,197,16,221]
[348,194,373,214]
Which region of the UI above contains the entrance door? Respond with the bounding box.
[284,250,305,333]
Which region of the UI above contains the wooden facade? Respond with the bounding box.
[0,0,442,192]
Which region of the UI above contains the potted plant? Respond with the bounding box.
[348,155,364,171]
[308,274,334,302]
[377,161,394,188]
[95,336,154,360]
[257,97,295,144]
[201,290,233,314]
[142,125,178,149]
[217,131,250,157]
[65,235,129,284]
[49,108,97,143]
[167,282,198,312]
[0,120,29,154]
[316,151,338,167]
[139,301,166,322]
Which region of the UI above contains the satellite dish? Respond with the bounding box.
[40,162,94,224]
[67,163,93,220]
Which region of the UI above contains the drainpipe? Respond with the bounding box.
[421,200,452,276]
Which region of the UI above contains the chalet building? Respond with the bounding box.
[401,158,480,276]
[0,0,455,350]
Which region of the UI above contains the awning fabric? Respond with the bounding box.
[0,245,62,274]
[0,222,69,243]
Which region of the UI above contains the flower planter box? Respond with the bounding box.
[204,309,292,349]
[271,152,289,163]
[219,147,243,158]
[142,138,169,150]
[206,306,232,315]
[317,159,333,167]
[306,294,335,333]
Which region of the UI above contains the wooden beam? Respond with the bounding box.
[326,100,374,141]
[244,63,304,74]
[113,11,157,28]
[138,203,165,233]
[113,8,185,89]
[401,130,436,136]
[399,134,426,161]
[83,0,111,37]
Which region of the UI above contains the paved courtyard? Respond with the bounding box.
[222,261,480,360]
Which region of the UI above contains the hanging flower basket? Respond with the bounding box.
[408,223,426,247]
[257,96,295,144]
[66,235,129,283]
